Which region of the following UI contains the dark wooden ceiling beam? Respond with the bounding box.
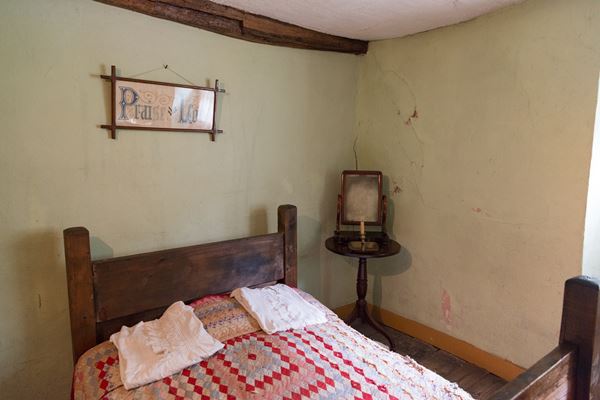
[95,0,368,54]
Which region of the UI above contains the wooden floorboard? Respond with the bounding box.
[352,321,507,399]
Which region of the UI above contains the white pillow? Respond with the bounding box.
[231,284,327,334]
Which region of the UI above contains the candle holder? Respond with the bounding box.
[348,240,379,253]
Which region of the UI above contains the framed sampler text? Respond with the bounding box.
[101,65,224,141]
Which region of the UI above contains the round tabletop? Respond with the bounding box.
[325,236,401,259]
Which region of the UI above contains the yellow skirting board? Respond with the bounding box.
[333,303,524,382]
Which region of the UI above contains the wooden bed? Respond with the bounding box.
[64,204,600,399]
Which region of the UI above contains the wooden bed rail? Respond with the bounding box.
[489,344,576,399]
[490,276,600,400]
[64,204,298,363]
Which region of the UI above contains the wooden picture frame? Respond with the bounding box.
[101,65,225,141]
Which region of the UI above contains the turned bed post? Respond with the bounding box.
[278,204,298,287]
[64,227,97,364]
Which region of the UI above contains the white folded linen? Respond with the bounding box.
[231,284,327,334]
[110,301,224,390]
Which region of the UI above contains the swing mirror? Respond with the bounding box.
[340,170,383,226]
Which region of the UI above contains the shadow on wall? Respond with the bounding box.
[370,247,412,312]
[371,175,412,310]
[3,230,73,398]
[298,215,322,297]
[90,236,114,260]
[382,175,396,239]
[248,208,268,237]
[316,169,347,304]
[318,168,354,305]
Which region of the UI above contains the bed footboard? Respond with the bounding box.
[489,344,576,399]
[490,276,600,400]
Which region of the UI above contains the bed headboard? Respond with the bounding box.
[63,204,297,363]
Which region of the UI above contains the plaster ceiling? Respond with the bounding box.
[212,0,524,41]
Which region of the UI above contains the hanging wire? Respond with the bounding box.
[128,65,166,78]
[165,66,196,86]
[127,64,197,86]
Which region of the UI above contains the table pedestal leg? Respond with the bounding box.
[344,258,395,351]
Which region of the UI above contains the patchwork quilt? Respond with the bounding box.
[73,292,474,400]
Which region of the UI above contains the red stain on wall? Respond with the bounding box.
[441,289,451,326]
[472,207,482,213]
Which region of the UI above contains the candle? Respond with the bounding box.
[360,220,365,236]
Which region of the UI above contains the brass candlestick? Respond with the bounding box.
[349,219,379,253]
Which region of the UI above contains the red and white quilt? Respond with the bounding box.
[73,291,474,400]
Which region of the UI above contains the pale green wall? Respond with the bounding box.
[355,0,599,367]
[3,0,600,396]
[0,0,359,397]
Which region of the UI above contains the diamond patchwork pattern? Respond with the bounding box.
[95,355,117,391]
[74,291,474,400]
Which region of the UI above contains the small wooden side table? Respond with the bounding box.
[325,236,401,351]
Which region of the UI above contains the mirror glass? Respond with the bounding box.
[343,173,381,223]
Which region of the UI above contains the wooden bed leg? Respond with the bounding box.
[560,275,600,399]
[278,205,297,288]
[64,227,97,364]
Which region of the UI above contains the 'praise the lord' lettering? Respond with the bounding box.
[117,86,204,124]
